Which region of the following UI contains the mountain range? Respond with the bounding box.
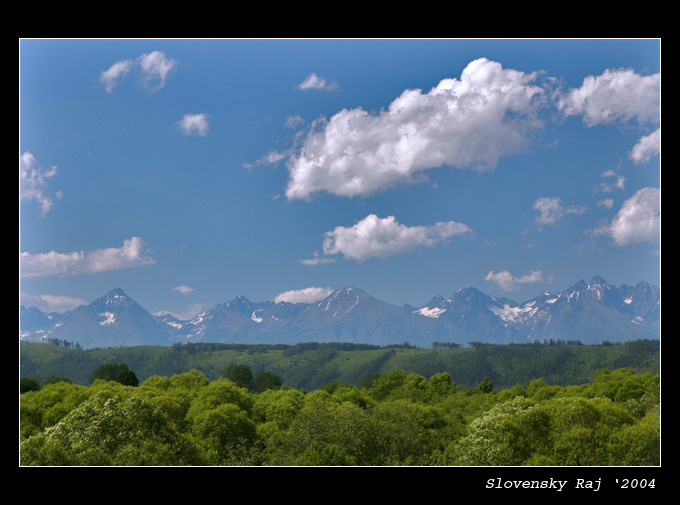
[19,276,660,349]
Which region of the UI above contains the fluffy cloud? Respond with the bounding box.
[99,50,177,93]
[275,286,334,304]
[558,68,660,126]
[173,285,194,295]
[284,58,545,200]
[557,68,659,171]
[322,214,472,262]
[485,269,544,292]
[630,128,661,164]
[20,151,61,216]
[609,187,660,246]
[177,113,210,136]
[296,73,338,91]
[20,237,155,278]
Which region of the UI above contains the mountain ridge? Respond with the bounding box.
[20,277,660,349]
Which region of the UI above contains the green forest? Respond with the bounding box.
[20,338,660,391]
[19,340,660,466]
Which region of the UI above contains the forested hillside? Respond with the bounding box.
[19,340,660,466]
[20,339,660,392]
[20,364,659,466]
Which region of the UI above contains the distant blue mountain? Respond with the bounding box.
[20,277,660,349]
[21,288,171,348]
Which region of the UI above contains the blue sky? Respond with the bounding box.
[19,38,661,319]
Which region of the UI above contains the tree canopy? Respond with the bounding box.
[20,365,660,467]
[89,363,139,386]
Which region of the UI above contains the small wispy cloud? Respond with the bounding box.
[597,198,615,209]
[300,251,337,266]
[595,170,626,194]
[177,113,210,136]
[274,286,334,304]
[154,303,207,321]
[295,73,339,92]
[285,115,306,129]
[532,198,564,226]
[533,197,586,228]
[20,292,87,313]
[173,285,194,295]
[485,269,546,292]
[20,151,61,217]
[99,50,178,93]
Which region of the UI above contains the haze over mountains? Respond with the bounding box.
[19,276,660,349]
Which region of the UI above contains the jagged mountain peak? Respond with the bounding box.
[92,287,140,312]
[449,286,496,305]
[425,295,445,307]
[589,275,609,286]
[312,286,370,312]
[225,295,252,306]
[570,279,587,290]
[333,286,368,297]
[107,287,128,297]
[414,298,447,318]
[587,275,615,292]
[20,277,660,348]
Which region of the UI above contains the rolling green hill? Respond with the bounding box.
[20,339,659,391]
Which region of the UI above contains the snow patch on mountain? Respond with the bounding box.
[99,312,116,325]
[489,303,539,323]
[415,307,446,318]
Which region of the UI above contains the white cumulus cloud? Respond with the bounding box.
[99,50,177,93]
[20,237,155,278]
[630,128,661,164]
[177,113,210,136]
[321,214,472,262]
[485,269,544,292]
[608,187,660,246]
[275,286,334,304]
[283,58,545,200]
[558,68,660,126]
[173,285,194,295]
